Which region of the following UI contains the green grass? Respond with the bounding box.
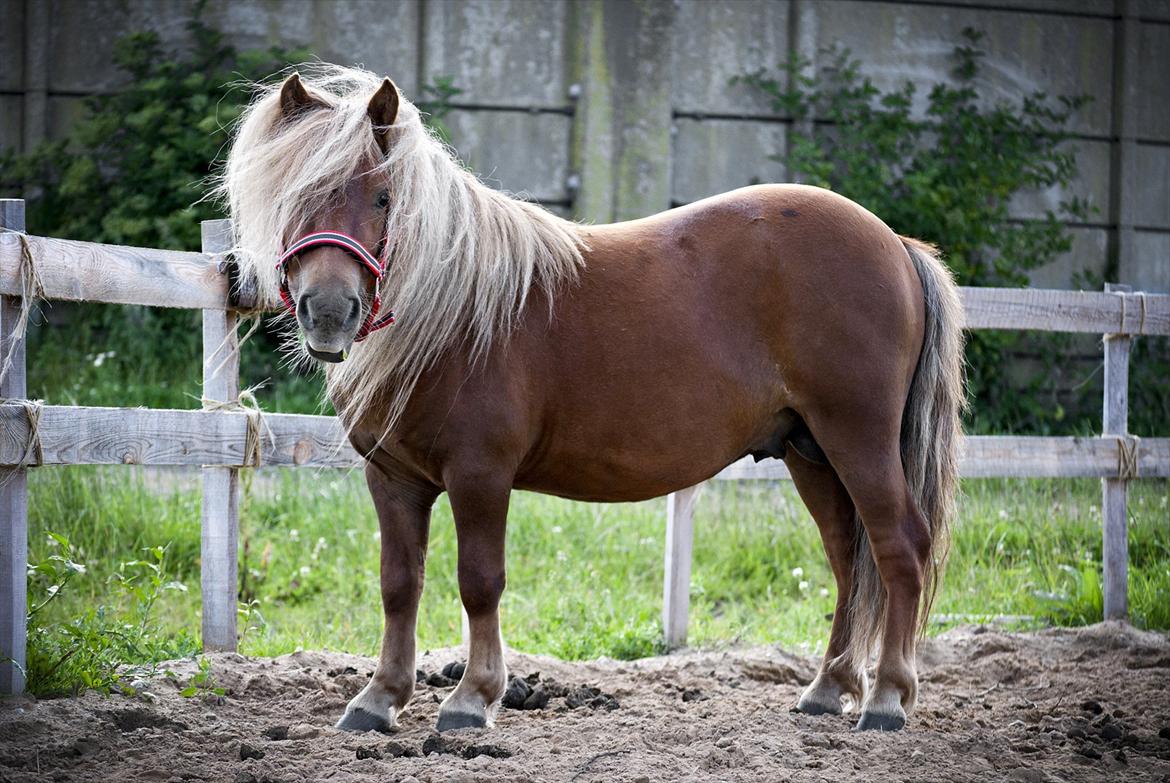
[28,304,326,414]
[22,467,1169,695]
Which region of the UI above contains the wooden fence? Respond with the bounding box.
[1,199,1167,692]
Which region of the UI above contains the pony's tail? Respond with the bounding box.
[844,237,966,675]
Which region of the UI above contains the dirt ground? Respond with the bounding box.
[2,622,1169,783]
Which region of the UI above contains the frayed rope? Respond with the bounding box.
[1114,290,1149,336]
[0,230,45,386]
[205,311,265,382]
[0,398,44,467]
[1116,434,1141,482]
[201,387,273,468]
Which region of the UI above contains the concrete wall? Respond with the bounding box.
[2,0,1167,291]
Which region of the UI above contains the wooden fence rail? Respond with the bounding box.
[0,203,1167,691]
[0,406,1165,479]
[5,229,1169,332]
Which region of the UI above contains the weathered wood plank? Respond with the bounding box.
[201,465,238,653]
[3,232,1167,337]
[0,199,27,695]
[0,198,27,692]
[715,436,1170,481]
[0,407,1165,480]
[0,232,229,310]
[200,220,240,653]
[1102,283,1132,622]
[663,485,700,650]
[960,287,1170,336]
[0,405,360,468]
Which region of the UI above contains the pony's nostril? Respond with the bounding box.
[297,294,316,329]
[347,297,362,326]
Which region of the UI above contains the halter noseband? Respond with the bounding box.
[275,231,395,342]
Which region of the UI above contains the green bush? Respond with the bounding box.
[25,532,197,696]
[0,10,321,412]
[1,12,307,248]
[737,28,1166,435]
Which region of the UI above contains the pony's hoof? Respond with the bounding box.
[854,709,906,732]
[336,706,392,733]
[436,708,487,732]
[796,697,842,716]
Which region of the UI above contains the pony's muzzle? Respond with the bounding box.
[297,292,361,360]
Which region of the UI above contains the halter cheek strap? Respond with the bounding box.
[275,230,395,341]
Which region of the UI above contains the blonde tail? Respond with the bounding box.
[845,237,966,672]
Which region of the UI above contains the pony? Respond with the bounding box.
[217,64,965,734]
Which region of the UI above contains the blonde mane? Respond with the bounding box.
[216,64,585,435]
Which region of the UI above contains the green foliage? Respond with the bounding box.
[736,29,1117,434]
[417,75,464,145]
[1130,337,1170,438]
[175,656,224,699]
[24,532,196,696]
[24,467,1170,687]
[0,11,308,249]
[27,300,326,414]
[0,10,323,412]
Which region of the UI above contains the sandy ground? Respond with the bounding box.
[2,623,1169,782]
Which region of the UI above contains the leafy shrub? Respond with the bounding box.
[735,29,1164,434]
[0,10,319,411]
[24,534,196,696]
[1,13,308,249]
[417,75,464,144]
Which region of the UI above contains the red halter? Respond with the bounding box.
[275,231,395,341]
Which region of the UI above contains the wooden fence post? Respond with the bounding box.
[1102,282,1131,621]
[663,484,700,649]
[0,199,28,693]
[200,219,240,651]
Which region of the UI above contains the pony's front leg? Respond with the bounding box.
[436,469,510,732]
[337,463,437,733]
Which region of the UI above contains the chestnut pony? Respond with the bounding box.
[219,66,964,733]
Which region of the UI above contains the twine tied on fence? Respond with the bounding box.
[0,398,44,467]
[0,230,45,386]
[1113,290,1149,336]
[201,387,272,468]
[1115,434,1141,482]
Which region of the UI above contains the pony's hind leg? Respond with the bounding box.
[435,468,511,732]
[822,436,931,731]
[337,462,437,732]
[784,448,868,714]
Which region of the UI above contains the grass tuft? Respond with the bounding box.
[23,467,1169,694]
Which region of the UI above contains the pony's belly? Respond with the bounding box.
[514,348,789,502]
[514,413,762,503]
[512,462,721,503]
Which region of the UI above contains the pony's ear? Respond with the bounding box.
[368,77,400,154]
[278,72,329,119]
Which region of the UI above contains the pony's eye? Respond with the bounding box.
[376,190,390,209]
